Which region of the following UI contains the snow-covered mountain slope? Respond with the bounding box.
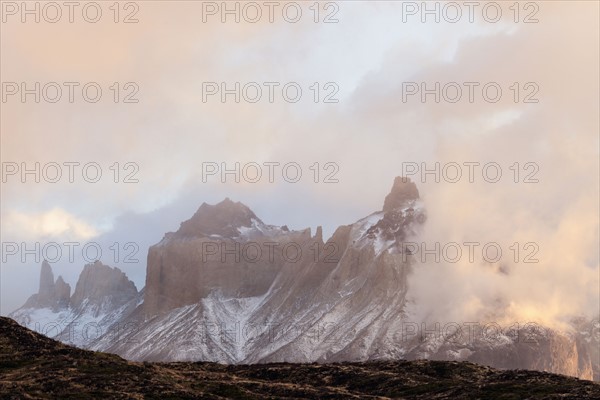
[9,177,599,381]
[10,261,141,348]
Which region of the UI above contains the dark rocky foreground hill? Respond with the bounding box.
[1,317,599,399]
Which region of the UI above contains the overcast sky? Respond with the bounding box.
[1,1,598,326]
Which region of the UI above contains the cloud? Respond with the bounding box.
[1,1,598,323]
[3,208,99,242]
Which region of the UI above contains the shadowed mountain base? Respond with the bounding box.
[1,317,599,399]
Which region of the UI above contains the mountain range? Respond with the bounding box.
[9,177,599,381]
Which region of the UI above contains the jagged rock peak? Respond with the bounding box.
[70,261,137,310]
[315,226,323,242]
[38,260,55,298]
[24,261,71,311]
[54,276,71,308]
[382,177,420,212]
[176,198,263,238]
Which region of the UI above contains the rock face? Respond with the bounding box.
[9,177,599,381]
[11,260,140,347]
[143,198,317,315]
[23,260,71,311]
[176,198,258,238]
[38,260,56,301]
[383,177,420,212]
[54,276,71,309]
[70,261,138,316]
